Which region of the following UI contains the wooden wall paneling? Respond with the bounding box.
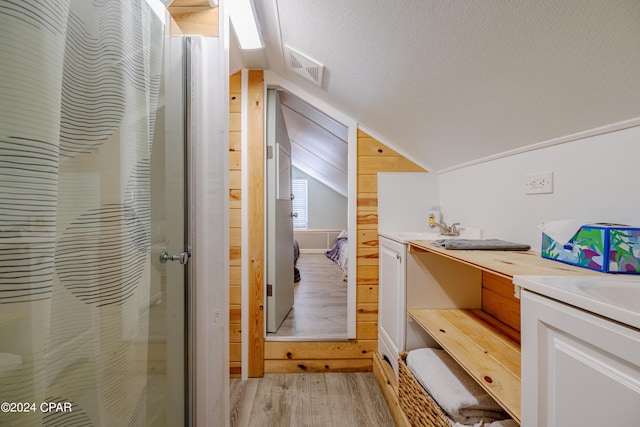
[356,192,378,210]
[263,340,377,373]
[229,265,241,285]
[357,229,380,249]
[355,129,426,360]
[357,174,378,193]
[229,73,242,100]
[356,205,378,228]
[229,170,241,190]
[246,70,265,377]
[229,151,241,170]
[229,343,241,365]
[356,265,379,285]
[229,71,242,375]
[229,227,241,247]
[265,341,376,359]
[264,359,373,373]
[229,131,241,151]
[230,324,242,342]
[359,157,425,174]
[229,306,241,323]
[357,130,401,155]
[229,189,241,210]
[481,271,521,333]
[229,208,240,228]
[229,362,241,377]
[229,247,241,267]
[357,284,379,303]
[229,111,241,132]
[229,285,241,306]
[357,303,379,322]
[168,6,219,37]
[356,247,379,266]
[356,322,378,340]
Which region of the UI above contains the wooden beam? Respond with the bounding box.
[247,70,265,377]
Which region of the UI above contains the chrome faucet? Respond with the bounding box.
[430,221,460,236]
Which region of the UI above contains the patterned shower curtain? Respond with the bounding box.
[0,0,164,425]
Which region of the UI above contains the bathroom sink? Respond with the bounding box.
[577,279,640,312]
[379,227,482,243]
[378,231,442,243]
[514,275,640,330]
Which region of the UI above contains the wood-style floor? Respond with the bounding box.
[230,372,395,427]
[267,254,348,340]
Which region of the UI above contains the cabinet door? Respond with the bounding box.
[378,237,405,364]
[522,291,640,427]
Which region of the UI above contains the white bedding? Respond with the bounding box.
[325,229,348,279]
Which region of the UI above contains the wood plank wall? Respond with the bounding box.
[229,70,267,378]
[259,130,426,374]
[229,72,242,377]
[355,129,426,348]
[246,71,265,378]
[481,271,521,344]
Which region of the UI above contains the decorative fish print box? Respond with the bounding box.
[542,224,640,274]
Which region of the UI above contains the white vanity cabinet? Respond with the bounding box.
[377,235,407,378]
[519,278,640,427]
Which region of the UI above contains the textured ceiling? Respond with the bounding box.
[251,0,640,171]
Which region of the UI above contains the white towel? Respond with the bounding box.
[488,420,519,427]
[406,348,509,425]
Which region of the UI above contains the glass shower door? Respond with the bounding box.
[0,1,187,425]
[146,33,188,426]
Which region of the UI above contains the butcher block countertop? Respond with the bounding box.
[408,240,603,280]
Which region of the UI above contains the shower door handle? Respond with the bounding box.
[160,251,190,265]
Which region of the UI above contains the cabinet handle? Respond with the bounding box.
[396,253,401,262]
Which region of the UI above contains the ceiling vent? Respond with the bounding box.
[285,45,324,87]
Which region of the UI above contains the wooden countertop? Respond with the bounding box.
[408,240,603,280]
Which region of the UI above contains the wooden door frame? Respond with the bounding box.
[246,70,265,377]
[245,70,367,376]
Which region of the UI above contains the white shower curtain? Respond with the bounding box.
[0,0,164,425]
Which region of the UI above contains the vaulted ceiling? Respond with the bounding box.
[279,91,348,196]
[244,0,640,173]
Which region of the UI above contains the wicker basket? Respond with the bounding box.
[398,351,451,427]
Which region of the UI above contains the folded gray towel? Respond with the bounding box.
[432,239,531,251]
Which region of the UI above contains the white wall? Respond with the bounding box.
[438,125,640,251]
[293,166,348,230]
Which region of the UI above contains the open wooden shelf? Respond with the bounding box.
[408,308,521,424]
[399,242,608,425]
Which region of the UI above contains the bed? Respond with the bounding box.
[325,230,348,280]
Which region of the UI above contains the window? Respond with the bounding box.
[291,178,308,229]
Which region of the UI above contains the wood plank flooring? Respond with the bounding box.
[230,372,395,426]
[268,254,347,340]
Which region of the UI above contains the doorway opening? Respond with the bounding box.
[265,89,349,341]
